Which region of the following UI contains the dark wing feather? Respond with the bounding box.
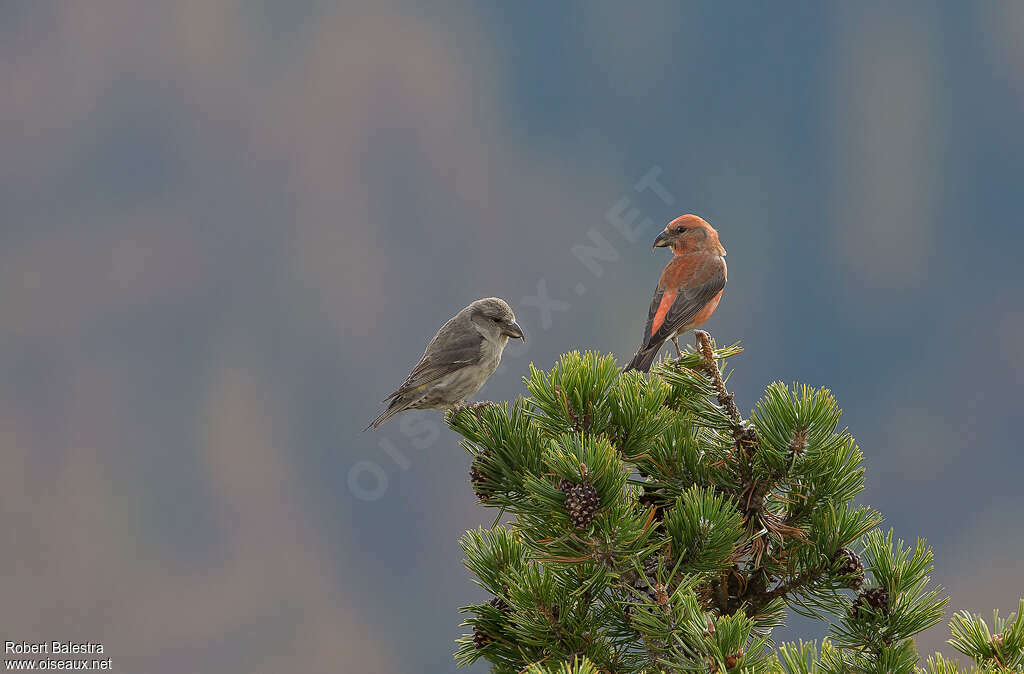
[382,322,483,401]
[642,268,726,350]
[624,268,725,373]
[640,286,666,349]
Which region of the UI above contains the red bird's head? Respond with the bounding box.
[652,214,726,256]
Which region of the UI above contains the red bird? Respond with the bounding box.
[624,215,727,372]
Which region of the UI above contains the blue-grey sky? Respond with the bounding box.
[2,2,1022,672]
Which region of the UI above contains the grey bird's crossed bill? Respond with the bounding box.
[364,297,525,430]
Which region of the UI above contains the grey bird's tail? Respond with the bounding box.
[623,343,662,373]
[363,399,405,431]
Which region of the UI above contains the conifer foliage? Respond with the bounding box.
[447,334,1022,673]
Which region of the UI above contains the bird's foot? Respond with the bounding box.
[468,401,496,420]
[671,336,684,358]
[448,401,495,421]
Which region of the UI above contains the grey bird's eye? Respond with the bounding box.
[675,226,686,234]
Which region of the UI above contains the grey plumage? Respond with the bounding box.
[365,297,525,430]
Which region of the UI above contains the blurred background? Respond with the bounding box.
[2,1,1022,672]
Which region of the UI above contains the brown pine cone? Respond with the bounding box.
[834,547,865,590]
[563,482,600,528]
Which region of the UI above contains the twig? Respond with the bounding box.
[758,565,826,606]
[695,331,742,425]
[695,331,815,616]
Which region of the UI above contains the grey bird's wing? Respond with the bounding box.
[364,319,484,431]
[381,319,484,402]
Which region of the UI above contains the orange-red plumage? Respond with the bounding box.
[650,288,677,336]
[691,288,723,326]
[625,215,727,372]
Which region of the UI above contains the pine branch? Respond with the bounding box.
[695,330,743,427]
[691,332,797,616]
[448,344,1014,673]
[759,566,827,606]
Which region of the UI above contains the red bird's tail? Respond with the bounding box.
[623,344,662,373]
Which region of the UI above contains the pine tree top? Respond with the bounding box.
[449,335,1021,673]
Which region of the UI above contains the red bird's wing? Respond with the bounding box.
[640,265,726,350]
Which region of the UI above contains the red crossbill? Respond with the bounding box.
[624,215,727,372]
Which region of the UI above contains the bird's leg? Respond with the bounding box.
[448,401,497,421]
[671,336,684,358]
[469,401,496,420]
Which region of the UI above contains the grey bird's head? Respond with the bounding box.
[466,297,525,345]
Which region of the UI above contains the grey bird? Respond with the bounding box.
[364,297,525,430]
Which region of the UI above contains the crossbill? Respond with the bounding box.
[624,215,727,372]
[365,297,525,430]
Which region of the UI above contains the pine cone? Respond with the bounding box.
[850,587,890,617]
[834,547,865,590]
[469,459,492,502]
[625,558,663,621]
[472,625,492,650]
[489,596,511,614]
[471,596,510,650]
[563,481,600,529]
[632,576,660,605]
[788,430,808,457]
[724,649,744,669]
[735,424,759,456]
